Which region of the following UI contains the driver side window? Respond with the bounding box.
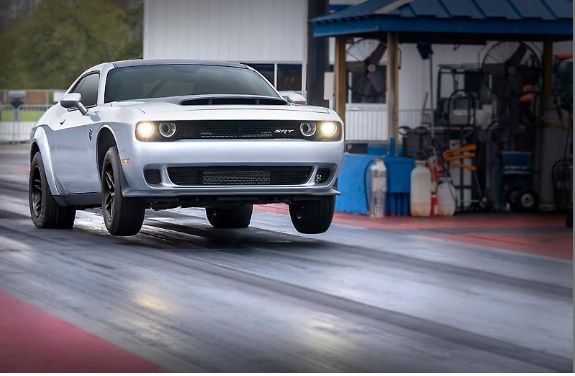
[70,73,100,108]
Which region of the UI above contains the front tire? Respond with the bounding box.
[29,152,76,229]
[289,196,335,234]
[101,147,145,236]
[206,204,253,228]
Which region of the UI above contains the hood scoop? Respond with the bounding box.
[180,96,288,106]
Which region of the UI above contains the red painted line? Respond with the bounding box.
[256,204,572,260]
[257,204,565,230]
[0,290,162,372]
[427,232,573,261]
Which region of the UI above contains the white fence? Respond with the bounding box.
[0,103,429,143]
[0,121,34,143]
[345,104,432,142]
[0,104,49,143]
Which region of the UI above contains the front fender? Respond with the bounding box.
[31,126,62,196]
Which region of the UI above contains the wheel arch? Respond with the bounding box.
[30,127,61,196]
[96,126,118,176]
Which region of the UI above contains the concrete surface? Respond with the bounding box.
[0,143,572,372]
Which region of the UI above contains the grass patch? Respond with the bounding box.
[0,109,45,122]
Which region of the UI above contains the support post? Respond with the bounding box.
[541,38,554,109]
[305,0,329,107]
[386,32,399,155]
[334,36,347,122]
[534,38,554,208]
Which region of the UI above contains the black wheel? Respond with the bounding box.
[517,189,538,211]
[206,204,253,228]
[289,195,335,234]
[101,147,145,236]
[29,152,76,228]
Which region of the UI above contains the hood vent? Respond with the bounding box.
[180,97,288,106]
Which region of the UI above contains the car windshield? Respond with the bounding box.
[104,64,279,102]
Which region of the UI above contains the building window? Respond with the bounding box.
[276,64,302,91]
[348,65,386,104]
[245,64,275,86]
[243,63,303,92]
[328,64,387,104]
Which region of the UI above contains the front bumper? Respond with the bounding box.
[119,139,344,198]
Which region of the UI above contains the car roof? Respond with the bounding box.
[111,59,248,69]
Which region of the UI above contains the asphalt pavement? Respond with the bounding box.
[0,143,572,372]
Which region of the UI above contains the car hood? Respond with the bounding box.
[108,95,332,116]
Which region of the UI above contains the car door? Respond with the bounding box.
[52,72,101,194]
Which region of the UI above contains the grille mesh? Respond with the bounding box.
[171,120,305,140]
[167,166,312,186]
[144,169,162,184]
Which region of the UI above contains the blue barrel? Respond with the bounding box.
[335,153,414,216]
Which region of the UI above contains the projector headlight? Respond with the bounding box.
[136,122,156,140]
[318,121,339,139]
[159,122,177,138]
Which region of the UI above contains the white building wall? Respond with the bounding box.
[143,1,573,142]
[143,0,306,63]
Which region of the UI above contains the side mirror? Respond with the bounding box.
[284,92,307,105]
[60,93,87,115]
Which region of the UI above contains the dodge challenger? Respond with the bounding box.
[29,60,344,236]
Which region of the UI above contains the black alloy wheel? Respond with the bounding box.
[100,147,145,236]
[102,163,115,220]
[30,165,42,217]
[29,152,76,228]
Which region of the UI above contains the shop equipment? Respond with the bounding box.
[368,156,387,217]
[410,159,432,217]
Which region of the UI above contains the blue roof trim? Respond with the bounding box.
[312,0,573,38]
[313,15,572,37]
[329,4,351,13]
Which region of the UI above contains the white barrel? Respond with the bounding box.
[410,160,432,217]
[437,177,457,216]
[369,157,387,217]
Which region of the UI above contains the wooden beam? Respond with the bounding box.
[334,36,347,121]
[386,32,399,154]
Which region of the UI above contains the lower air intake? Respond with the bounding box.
[167,166,313,186]
[144,169,162,184]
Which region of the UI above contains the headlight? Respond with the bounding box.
[159,122,177,138]
[318,121,339,139]
[299,122,316,137]
[136,122,156,140]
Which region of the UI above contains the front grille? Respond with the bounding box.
[144,169,161,184]
[167,120,307,140]
[167,166,313,186]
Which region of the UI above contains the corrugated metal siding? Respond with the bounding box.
[144,0,306,62]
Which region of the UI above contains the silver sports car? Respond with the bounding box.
[29,60,344,236]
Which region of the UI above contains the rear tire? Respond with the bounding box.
[206,204,253,228]
[29,152,76,229]
[101,147,145,236]
[289,195,335,234]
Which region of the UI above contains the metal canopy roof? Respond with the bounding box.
[312,0,573,41]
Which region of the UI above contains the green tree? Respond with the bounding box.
[0,0,141,89]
